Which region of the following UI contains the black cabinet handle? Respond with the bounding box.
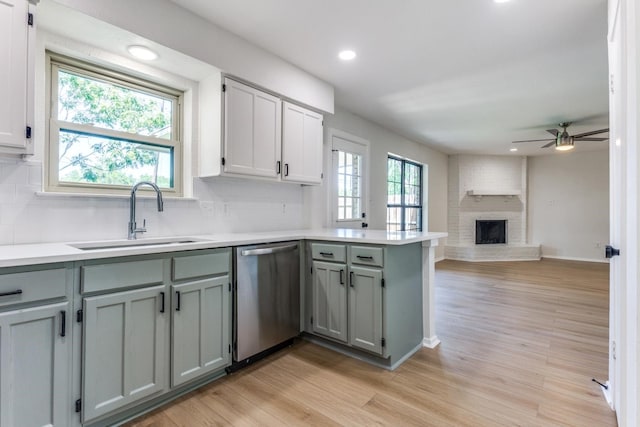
[320,252,334,257]
[284,163,289,177]
[350,271,354,288]
[357,255,374,260]
[175,291,181,311]
[276,161,281,174]
[0,289,22,298]
[160,292,165,313]
[60,311,66,337]
[340,269,344,285]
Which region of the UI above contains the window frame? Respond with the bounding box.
[386,155,423,232]
[45,52,184,196]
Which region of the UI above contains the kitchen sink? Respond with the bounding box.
[69,237,213,251]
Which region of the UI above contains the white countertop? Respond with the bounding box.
[0,229,447,268]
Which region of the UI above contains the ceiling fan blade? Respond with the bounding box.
[546,129,559,136]
[575,137,609,142]
[541,141,557,148]
[512,139,555,144]
[572,128,609,138]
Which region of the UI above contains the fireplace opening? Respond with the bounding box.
[476,220,507,244]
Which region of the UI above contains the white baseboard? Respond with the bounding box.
[542,255,609,264]
[422,336,440,348]
[600,381,614,409]
[444,257,540,262]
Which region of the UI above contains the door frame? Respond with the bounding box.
[326,128,370,229]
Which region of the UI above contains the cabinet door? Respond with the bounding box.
[312,261,348,342]
[0,302,69,427]
[171,275,230,387]
[349,266,383,355]
[282,101,323,184]
[82,285,167,422]
[223,78,281,178]
[0,0,32,152]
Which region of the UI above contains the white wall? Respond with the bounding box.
[305,106,449,258]
[51,0,334,113]
[0,157,305,244]
[528,150,609,262]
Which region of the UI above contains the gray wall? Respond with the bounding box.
[528,150,609,262]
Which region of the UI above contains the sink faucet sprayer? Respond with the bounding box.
[128,181,164,240]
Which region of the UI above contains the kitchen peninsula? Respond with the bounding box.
[0,228,445,427]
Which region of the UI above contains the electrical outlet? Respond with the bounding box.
[199,201,214,212]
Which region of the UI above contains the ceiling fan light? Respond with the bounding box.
[554,134,574,151]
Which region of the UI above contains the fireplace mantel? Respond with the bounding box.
[466,189,521,200]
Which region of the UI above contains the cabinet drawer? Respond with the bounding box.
[0,268,67,308]
[350,246,384,267]
[311,243,346,262]
[81,259,164,294]
[172,250,230,281]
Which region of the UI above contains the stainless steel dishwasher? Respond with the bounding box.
[233,241,300,365]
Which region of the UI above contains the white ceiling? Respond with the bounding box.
[170,0,609,156]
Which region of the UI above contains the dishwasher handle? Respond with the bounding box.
[241,243,298,257]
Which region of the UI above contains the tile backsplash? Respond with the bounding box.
[1,159,306,245]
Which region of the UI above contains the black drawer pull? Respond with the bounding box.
[276,160,281,174]
[60,311,66,337]
[350,271,354,288]
[160,292,165,313]
[175,291,181,311]
[285,163,289,177]
[356,255,374,260]
[320,252,334,257]
[339,269,345,285]
[0,289,22,298]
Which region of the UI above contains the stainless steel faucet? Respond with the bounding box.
[128,181,164,240]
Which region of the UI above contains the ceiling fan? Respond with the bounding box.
[512,122,609,151]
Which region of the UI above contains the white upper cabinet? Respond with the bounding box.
[0,0,34,155]
[223,78,281,179]
[213,77,323,184]
[282,101,323,184]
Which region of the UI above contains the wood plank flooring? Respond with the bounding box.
[126,258,617,426]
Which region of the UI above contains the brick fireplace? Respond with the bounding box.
[445,155,541,261]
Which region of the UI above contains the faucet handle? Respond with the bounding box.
[135,219,147,234]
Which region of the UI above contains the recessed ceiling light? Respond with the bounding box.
[510,148,518,152]
[494,0,511,3]
[338,50,357,61]
[127,45,158,61]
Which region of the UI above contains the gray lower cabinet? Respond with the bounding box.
[349,265,383,354]
[79,249,231,425]
[82,285,167,423]
[0,301,70,427]
[310,243,385,356]
[311,261,347,342]
[308,242,423,369]
[171,275,230,387]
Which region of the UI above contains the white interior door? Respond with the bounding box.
[329,129,370,229]
[607,0,639,425]
[607,0,622,411]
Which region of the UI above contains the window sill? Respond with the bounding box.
[35,192,199,202]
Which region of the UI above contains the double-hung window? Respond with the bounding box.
[46,53,183,195]
[387,156,423,231]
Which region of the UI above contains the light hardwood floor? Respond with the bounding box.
[126,259,617,426]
